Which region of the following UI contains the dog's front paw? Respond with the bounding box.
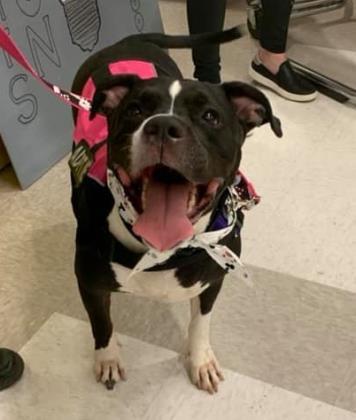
[188,347,224,394]
[94,335,127,390]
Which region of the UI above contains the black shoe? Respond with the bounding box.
[0,348,24,391]
[249,59,317,102]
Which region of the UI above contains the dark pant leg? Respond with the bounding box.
[186,0,227,83]
[260,0,293,53]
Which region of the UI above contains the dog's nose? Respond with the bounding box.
[143,116,186,141]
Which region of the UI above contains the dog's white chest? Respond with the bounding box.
[110,263,208,302]
[108,206,208,302]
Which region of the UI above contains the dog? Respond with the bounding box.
[69,28,282,395]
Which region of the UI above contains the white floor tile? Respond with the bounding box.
[0,313,354,420]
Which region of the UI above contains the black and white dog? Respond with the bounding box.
[70,28,282,394]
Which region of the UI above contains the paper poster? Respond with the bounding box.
[0,0,163,188]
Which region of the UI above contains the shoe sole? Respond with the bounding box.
[249,65,317,102]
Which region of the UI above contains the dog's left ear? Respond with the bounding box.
[222,81,283,137]
[90,74,140,120]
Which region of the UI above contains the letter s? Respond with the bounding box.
[9,74,38,124]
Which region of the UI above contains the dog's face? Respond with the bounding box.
[91,75,282,250]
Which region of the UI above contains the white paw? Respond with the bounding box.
[94,335,127,389]
[188,347,224,394]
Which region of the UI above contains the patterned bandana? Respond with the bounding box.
[107,169,260,286]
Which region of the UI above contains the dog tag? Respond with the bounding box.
[68,140,94,187]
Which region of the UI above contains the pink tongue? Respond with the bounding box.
[133,180,194,251]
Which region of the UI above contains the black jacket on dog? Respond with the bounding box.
[69,27,282,393]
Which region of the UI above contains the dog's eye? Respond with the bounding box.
[202,110,220,126]
[126,104,142,117]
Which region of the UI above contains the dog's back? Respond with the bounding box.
[71,26,243,112]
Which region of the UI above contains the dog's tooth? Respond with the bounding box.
[206,179,221,195]
[142,178,148,210]
[118,167,131,187]
[188,188,197,212]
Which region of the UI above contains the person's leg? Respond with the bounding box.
[187,0,226,83]
[258,0,292,74]
[249,0,317,102]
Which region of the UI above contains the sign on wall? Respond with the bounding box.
[0,0,163,188]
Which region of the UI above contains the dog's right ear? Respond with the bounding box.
[90,74,140,120]
[222,81,283,137]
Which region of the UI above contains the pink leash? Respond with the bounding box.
[0,25,92,112]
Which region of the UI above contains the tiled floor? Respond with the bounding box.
[1,0,356,418]
[1,313,356,420]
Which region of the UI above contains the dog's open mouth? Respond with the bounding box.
[117,165,222,251]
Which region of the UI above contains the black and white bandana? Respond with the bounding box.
[107,169,256,286]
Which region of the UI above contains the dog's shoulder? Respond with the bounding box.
[71,176,113,226]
